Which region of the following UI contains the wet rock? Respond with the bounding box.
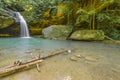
[84,55,98,61]
[67,50,72,53]
[69,56,77,61]
[75,54,82,58]
[69,30,105,40]
[42,25,73,40]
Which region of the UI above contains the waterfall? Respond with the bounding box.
[15,12,30,38]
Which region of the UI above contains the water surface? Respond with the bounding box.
[0,38,120,80]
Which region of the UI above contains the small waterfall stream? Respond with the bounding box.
[15,12,30,38]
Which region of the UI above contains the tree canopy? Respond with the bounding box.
[0,0,64,19]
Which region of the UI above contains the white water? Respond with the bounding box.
[15,12,30,38]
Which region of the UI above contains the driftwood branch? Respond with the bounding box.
[105,35,114,41]
[0,59,43,77]
[41,49,68,59]
[0,49,68,77]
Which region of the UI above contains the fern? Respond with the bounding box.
[76,8,87,14]
[96,12,111,22]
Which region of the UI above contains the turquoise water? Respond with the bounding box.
[0,38,120,80]
[0,37,71,50]
[0,37,72,55]
[0,38,72,66]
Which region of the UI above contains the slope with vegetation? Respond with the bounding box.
[0,0,119,40]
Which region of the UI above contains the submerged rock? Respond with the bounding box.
[69,30,105,40]
[69,56,78,61]
[84,55,99,61]
[42,25,73,40]
[75,54,83,58]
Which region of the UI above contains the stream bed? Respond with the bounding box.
[0,38,120,80]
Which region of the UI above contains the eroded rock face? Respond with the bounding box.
[0,17,14,29]
[0,16,19,37]
[69,30,105,40]
[42,25,73,40]
[0,23,20,37]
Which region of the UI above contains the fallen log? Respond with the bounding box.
[0,48,69,77]
[41,49,69,59]
[0,59,43,77]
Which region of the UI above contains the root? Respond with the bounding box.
[105,35,115,41]
[36,64,41,72]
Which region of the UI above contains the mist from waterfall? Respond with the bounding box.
[15,12,30,38]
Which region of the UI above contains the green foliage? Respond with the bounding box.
[0,0,6,16]
[0,0,65,21]
[29,0,64,20]
[75,0,120,39]
[96,12,110,22]
[75,8,96,27]
[96,10,120,40]
[0,0,32,18]
[98,25,120,39]
[0,0,120,39]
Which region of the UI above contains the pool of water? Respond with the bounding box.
[0,38,73,66]
[0,38,120,80]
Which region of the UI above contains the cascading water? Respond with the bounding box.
[15,12,30,38]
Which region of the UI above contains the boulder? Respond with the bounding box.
[69,30,105,40]
[42,25,73,40]
[0,17,14,29]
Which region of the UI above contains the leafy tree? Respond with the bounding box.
[0,0,64,20]
[96,0,120,39]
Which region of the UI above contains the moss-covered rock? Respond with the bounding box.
[69,30,105,40]
[42,25,73,40]
[0,34,12,37]
[30,27,42,35]
[0,17,14,29]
